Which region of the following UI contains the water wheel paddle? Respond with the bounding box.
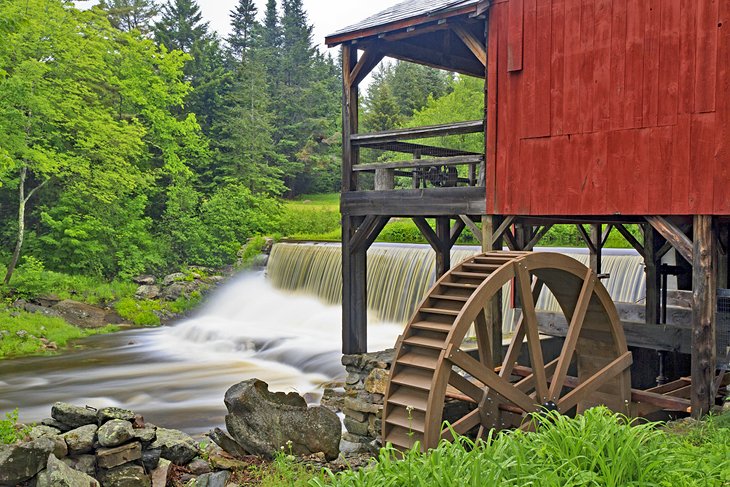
[382,251,633,451]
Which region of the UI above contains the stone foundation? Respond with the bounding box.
[340,349,395,452]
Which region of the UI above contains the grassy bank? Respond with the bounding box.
[282,193,640,248]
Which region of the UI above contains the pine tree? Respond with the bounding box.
[262,0,281,52]
[228,0,258,62]
[98,0,157,35]
[154,0,210,54]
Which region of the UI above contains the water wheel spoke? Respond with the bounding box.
[441,408,481,440]
[514,263,549,403]
[448,369,485,403]
[548,269,595,401]
[473,310,493,369]
[500,279,544,379]
[557,351,633,412]
[447,347,536,413]
[515,357,560,393]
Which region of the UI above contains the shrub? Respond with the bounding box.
[0,409,31,445]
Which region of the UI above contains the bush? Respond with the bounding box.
[0,409,31,445]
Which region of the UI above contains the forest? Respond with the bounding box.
[0,0,478,281]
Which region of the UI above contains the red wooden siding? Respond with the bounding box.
[486,0,730,215]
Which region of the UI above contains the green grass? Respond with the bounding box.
[312,408,730,487]
[0,309,119,359]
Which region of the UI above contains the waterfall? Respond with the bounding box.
[267,243,646,331]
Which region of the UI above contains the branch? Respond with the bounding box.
[24,178,49,204]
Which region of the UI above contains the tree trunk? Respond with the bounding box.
[4,166,27,285]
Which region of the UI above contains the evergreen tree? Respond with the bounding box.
[154,0,210,54]
[262,0,281,52]
[227,0,258,62]
[97,0,157,35]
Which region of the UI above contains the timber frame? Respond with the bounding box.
[329,1,730,418]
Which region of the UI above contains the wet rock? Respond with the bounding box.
[63,424,98,455]
[150,428,198,465]
[61,454,96,477]
[196,471,230,487]
[98,419,134,447]
[0,436,56,485]
[208,428,248,458]
[133,275,156,286]
[188,458,212,475]
[28,425,61,439]
[36,454,100,487]
[224,379,341,461]
[98,464,151,487]
[96,441,142,470]
[42,418,72,432]
[141,448,161,472]
[134,285,160,300]
[97,407,135,425]
[52,403,98,429]
[162,273,186,286]
[52,300,109,329]
[150,458,171,487]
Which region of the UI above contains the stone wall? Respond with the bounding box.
[340,349,394,452]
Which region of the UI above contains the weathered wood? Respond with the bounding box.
[718,223,729,288]
[644,224,662,327]
[341,187,487,217]
[484,216,504,364]
[351,120,485,147]
[691,215,716,418]
[353,155,483,172]
[435,217,451,277]
[576,224,597,253]
[614,224,645,257]
[349,215,389,254]
[525,225,552,251]
[373,37,485,78]
[452,24,487,66]
[492,216,516,243]
[342,215,367,354]
[590,224,602,274]
[374,168,394,190]
[449,218,466,247]
[458,215,483,245]
[349,49,384,88]
[341,45,358,193]
[646,216,693,264]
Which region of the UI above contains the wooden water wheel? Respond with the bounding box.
[382,251,633,451]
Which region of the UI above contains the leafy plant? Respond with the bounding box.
[0,409,31,445]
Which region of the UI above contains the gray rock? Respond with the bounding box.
[52,402,98,428]
[61,454,96,477]
[133,426,156,445]
[96,441,142,470]
[187,458,211,475]
[98,407,136,425]
[42,418,72,432]
[98,464,151,487]
[23,303,63,318]
[196,471,230,487]
[36,454,100,487]
[63,424,98,455]
[0,437,56,485]
[133,275,156,285]
[141,448,161,472]
[150,428,198,465]
[224,379,341,461]
[28,425,61,440]
[162,272,186,286]
[98,419,134,447]
[208,428,248,458]
[52,300,109,329]
[150,458,171,487]
[160,281,199,301]
[134,285,160,300]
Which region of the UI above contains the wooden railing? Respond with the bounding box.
[348,120,485,190]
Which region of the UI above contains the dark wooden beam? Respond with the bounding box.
[526,224,552,251]
[349,49,384,87]
[349,215,389,253]
[358,140,479,158]
[646,216,693,264]
[341,45,358,193]
[484,215,504,364]
[412,217,440,250]
[575,224,597,253]
[600,224,614,247]
[369,38,485,78]
[436,217,451,277]
[352,154,483,172]
[614,224,645,257]
[350,120,484,146]
[450,218,466,247]
[342,215,367,354]
[458,215,483,245]
[492,216,516,243]
[644,224,662,327]
[590,224,603,274]
[691,215,716,418]
[452,24,486,66]
[341,187,487,217]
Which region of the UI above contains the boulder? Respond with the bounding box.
[28,425,61,440]
[133,275,156,286]
[98,407,135,425]
[42,418,72,432]
[51,403,97,429]
[98,464,150,487]
[208,427,248,458]
[364,368,388,395]
[141,448,161,472]
[196,471,230,487]
[224,379,341,461]
[162,273,186,287]
[97,419,134,447]
[187,458,211,475]
[34,294,62,308]
[149,428,198,465]
[23,303,63,318]
[0,437,56,485]
[36,454,100,487]
[160,281,199,301]
[61,454,96,477]
[96,442,142,470]
[52,300,109,329]
[150,458,171,487]
[133,426,156,445]
[134,285,160,300]
[62,424,98,455]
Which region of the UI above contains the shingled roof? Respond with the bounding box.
[325,0,483,46]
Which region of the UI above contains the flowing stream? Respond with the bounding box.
[0,243,645,435]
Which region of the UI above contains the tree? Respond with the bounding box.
[97,0,158,35]
[228,0,258,61]
[154,0,210,54]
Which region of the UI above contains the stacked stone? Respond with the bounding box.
[341,349,395,452]
[0,402,204,487]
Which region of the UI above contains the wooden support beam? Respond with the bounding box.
[614,224,645,258]
[691,215,716,418]
[412,217,440,250]
[525,225,552,251]
[452,24,487,66]
[644,224,662,327]
[646,216,693,264]
[450,218,466,247]
[718,224,729,289]
[484,215,504,364]
[600,224,614,247]
[350,120,484,146]
[575,224,597,253]
[349,49,384,87]
[349,215,389,253]
[341,45,359,193]
[503,228,518,251]
[458,215,483,245]
[352,155,483,172]
[342,215,367,354]
[341,187,487,217]
[492,216,516,243]
[590,224,603,275]
[436,217,451,277]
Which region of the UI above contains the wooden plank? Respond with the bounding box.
[515,264,549,403]
[520,0,537,138]
[486,5,500,213]
[609,0,627,130]
[624,0,645,128]
[349,215,382,253]
[492,216,516,242]
[641,0,661,128]
[644,224,661,328]
[533,0,552,137]
[458,215,483,245]
[691,215,716,418]
[374,36,485,78]
[350,120,485,146]
[525,224,552,250]
[453,24,487,67]
[689,113,716,213]
[350,49,384,87]
[694,0,719,113]
[450,218,467,247]
[678,0,698,114]
[670,114,692,214]
[435,217,451,278]
[353,155,483,172]
[592,0,612,132]
[550,0,566,136]
[578,0,595,134]
[496,3,510,214]
[563,0,582,134]
[363,141,479,158]
[558,352,633,412]
[341,187,487,217]
[647,126,675,214]
[342,216,367,354]
[508,0,524,71]
[341,45,358,193]
[645,216,693,264]
[657,0,680,126]
[714,0,730,214]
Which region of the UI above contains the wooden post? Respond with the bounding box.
[435,217,451,277]
[342,215,368,354]
[341,44,358,193]
[484,215,504,364]
[644,224,662,326]
[691,215,716,418]
[590,224,602,275]
[718,223,729,289]
[374,168,394,190]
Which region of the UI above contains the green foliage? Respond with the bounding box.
[115,297,162,326]
[0,409,31,445]
[238,236,268,269]
[315,408,730,487]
